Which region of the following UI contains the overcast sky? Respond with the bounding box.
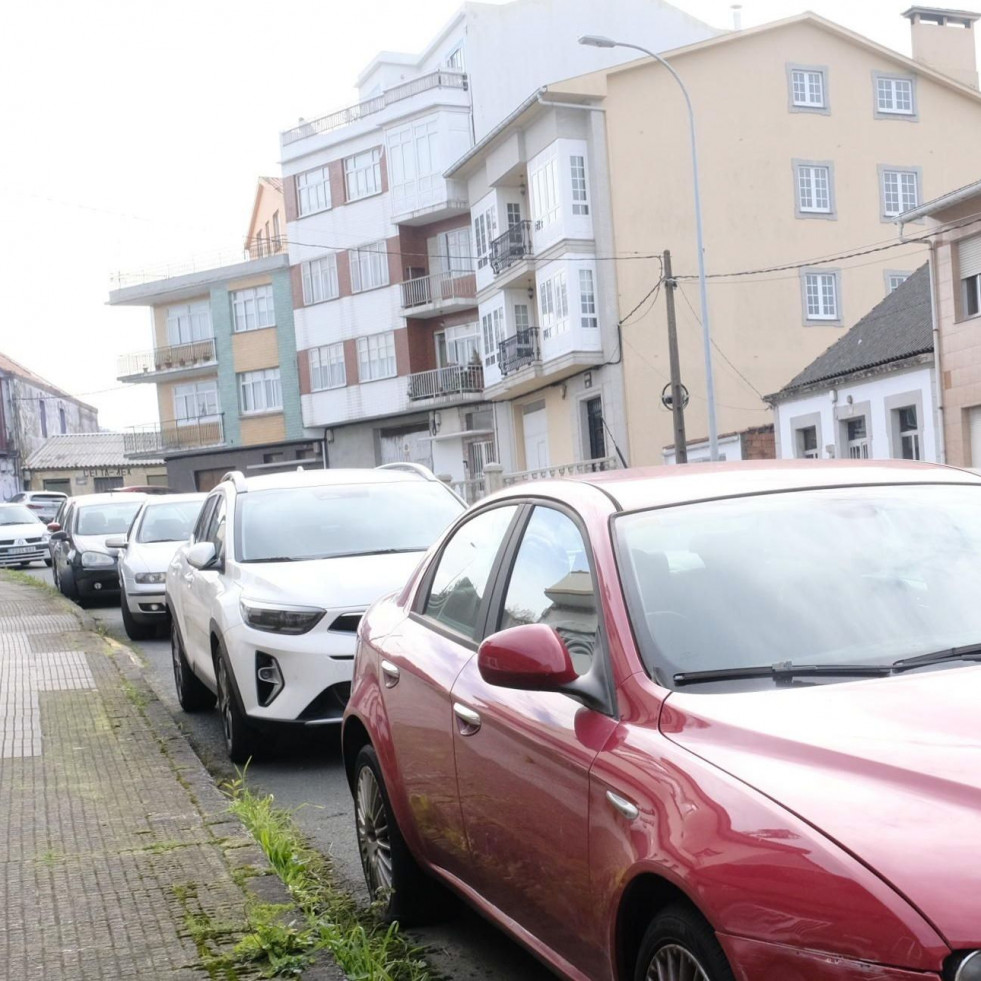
[0,0,966,429]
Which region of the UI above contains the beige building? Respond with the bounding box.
[543,7,981,464]
[896,176,981,465]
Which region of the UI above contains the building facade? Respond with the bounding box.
[0,352,99,499]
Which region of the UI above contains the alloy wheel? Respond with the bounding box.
[356,766,393,896]
[216,658,234,752]
[646,943,712,981]
[171,626,184,691]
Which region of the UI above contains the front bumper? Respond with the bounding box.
[0,543,48,566]
[74,566,121,597]
[121,580,168,620]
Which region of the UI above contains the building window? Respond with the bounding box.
[310,343,346,390]
[231,285,275,332]
[166,301,213,345]
[570,156,589,216]
[272,211,281,243]
[473,206,497,270]
[445,45,464,70]
[344,148,383,202]
[506,202,522,228]
[966,274,981,318]
[263,452,285,464]
[238,368,282,413]
[790,67,826,109]
[795,426,819,459]
[531,158,559,229]
[296,166,331,216]
[796,163,833,215]
[579,269,597,329]
[174,381,219,422]
[880,168,919,218]
[387,116,440,197]
[349,242,389,292]
[357,332,397,382]
[436,322,480,367]
[896,405,920,460]
[584,396,606,460]
[301,254,339,304]
[846,417,869,459]
[960,235,981,319]
[95,476,124,493]
[886,271,911,293]
[428,227,473,275]
[876,75,915,116]
[481,308,505,367]
[59,406,66,434]
[540,270,569,338]
[803,271,839,322]
[39,399,47,438]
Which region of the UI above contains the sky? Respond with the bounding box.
[0,0,967,429]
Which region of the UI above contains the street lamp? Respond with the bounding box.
[579,34,719,461]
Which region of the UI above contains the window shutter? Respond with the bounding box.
[959,235,981,280]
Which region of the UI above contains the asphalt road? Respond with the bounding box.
[24,564,554,981]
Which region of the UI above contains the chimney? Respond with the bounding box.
[902,6,980,89]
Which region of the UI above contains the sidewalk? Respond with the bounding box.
[0,574,338,979]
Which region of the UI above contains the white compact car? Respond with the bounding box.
[0,503,51,567]
[107,493,206,640]
[165,466,465,763]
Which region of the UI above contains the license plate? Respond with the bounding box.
[7,547,36,555]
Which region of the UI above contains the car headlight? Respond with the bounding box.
[80,551,115,568]
[240,598,325,635]
[135,572,166,584]
[949,952,981,981]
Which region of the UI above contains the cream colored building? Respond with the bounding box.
[543,7,981,464]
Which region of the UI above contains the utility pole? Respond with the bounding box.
[663,250,688,463]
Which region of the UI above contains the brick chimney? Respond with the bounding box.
[903,6,980,89]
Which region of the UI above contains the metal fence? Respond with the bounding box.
[116,339,217,379]
[400,270,477,309]
[123,415,225,458]
[407,364,483,401]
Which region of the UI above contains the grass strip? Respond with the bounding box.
[224,771,437,980]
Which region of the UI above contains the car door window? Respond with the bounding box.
[207,498,227,560]
[192,494,220,544]
[499,506,598,675]
[422,505,519,640]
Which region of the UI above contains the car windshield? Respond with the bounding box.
[0,505,41,525]
[615,483,981,692]
[76,501,144,536]
[137,500,203,543]
[236,481,463,562]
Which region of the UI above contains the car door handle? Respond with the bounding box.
[453,702,481,735]
[380,660,400,688]
[606,790,640,821]
[183,572,194,584]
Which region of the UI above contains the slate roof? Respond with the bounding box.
[23,433,163,470]
[768,263,933,401]
[0,352,96,410]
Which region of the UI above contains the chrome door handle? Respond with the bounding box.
[606,790,639,821]
[453,702,481,734]
[380,660,400,688]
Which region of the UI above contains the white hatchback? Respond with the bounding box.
[165,467,464,762]
[0,503,51,567]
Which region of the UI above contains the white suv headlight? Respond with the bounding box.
[135,572,166,584]
[240,598,325,635]
[80,551,115,568]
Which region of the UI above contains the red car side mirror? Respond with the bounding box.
[47,522,61,532]
[478,624,579,691]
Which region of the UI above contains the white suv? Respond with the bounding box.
[166,466,464,763]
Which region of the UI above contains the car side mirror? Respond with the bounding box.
[48,531,68,542]
[47,522,61,532]
[478,624,579,691]
[105,536,127,549]
[186,541,218,571]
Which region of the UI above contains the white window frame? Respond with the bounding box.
[481,308,505,367]
[579,269,598,329]
[880,166,920,219]
[846,417,870,459]
[802,269,841,323]
[795,425,819,459]
[356,332,397,382]
[231,285,275,333]
[789,67,827,110]
[875,74,916,118]
[531,158,559,230]
[570,155,589,216]
[166,301,213,346]
[349,241,389,293]
[310,343,346,391]
[296,166,331,216]
[344,148,383,202]
[301,254,339,305]
[795,162,834,217]
[540,270,569,338]
[897,405,920,461]
[238,368,283,414]
[438,322,480,367]
[886,271,911,294]
[173,380,219,424]
[386,116,439,191]
[473,206,498,270]
[445,45,464,70]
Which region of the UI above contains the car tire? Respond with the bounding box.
[634,903,736,981]
[121,596,155,641]
[215,643,258,765]
[171,620,215,713]
[353,744,452,925]
[59,566,79,603]
[44,558,52,568]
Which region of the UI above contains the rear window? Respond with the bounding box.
[76,501,143,536]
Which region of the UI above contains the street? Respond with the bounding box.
[23,564,552,981]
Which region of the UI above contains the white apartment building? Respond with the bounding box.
[279,0,717,487]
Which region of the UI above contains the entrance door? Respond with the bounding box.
[521,401,549,470]
[584,397,605,460]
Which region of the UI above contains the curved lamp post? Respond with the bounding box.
[579,34,719,461]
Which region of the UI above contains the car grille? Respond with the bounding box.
[329,613,363,633]
[0,537,43,546]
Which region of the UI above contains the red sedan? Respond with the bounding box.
[342,461,981,981]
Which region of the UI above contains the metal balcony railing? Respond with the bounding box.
[123,414,225,458]
[117,339,217,379]
[282,70,468,145]
[407,364,484,401]
[489,221,533,274]
[246,235,288,259]
[400,270,476,309]
[502,457,620,485]
[498,327,541,376]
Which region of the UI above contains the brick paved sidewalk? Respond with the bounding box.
[0,575,339,980]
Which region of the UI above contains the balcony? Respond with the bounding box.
[407,364,484,403]
[282,70,468,146]
[400,270,477,317]
[246,235,288,259]
[490,221,533,275]
[117,339,217,383]
[498,327,541,376]
[123,415,225,459]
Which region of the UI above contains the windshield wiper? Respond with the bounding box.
[242,556,297,563]
[675,660,893,686]
[891,643,981,672]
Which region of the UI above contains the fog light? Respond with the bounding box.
[93,582,102,591]
[255,652,283,706]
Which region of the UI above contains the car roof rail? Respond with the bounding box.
[375,462,436,480]
[220,470,248,493]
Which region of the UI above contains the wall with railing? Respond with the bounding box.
[116,339,217,379]
[440,457,619,503]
